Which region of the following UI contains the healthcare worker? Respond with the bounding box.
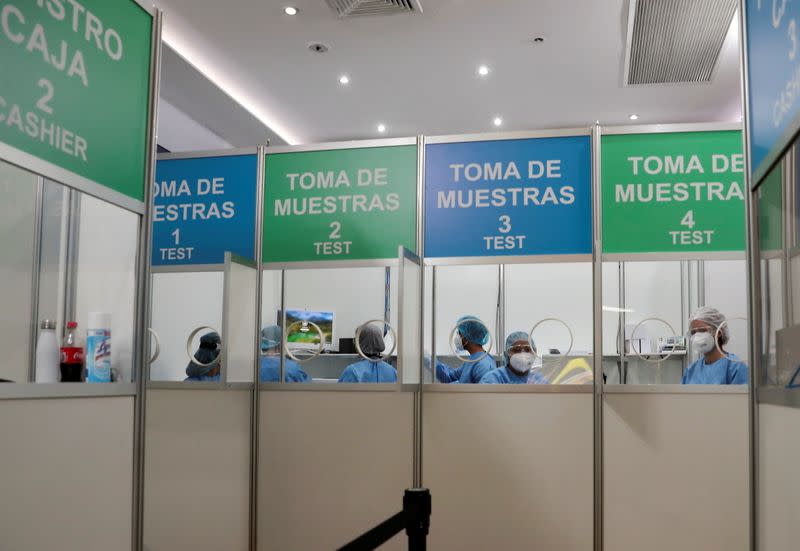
[185,332,221,381]
[339,323,397,383]
[260,325,310,383]
[682,307,748,385]
[480,331,549,384]
[436,315,497,384]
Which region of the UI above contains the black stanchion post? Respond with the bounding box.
[403,488,431,551]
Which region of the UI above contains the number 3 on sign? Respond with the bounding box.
[680,210,696,230]
[498,215,512,234]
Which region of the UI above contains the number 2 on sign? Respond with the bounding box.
[172,228,180,245]
[498,215,512,234]
[36,79,54,115]
[680,210,696,230]
[329,221,341,239]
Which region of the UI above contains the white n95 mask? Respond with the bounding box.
[510,352,536,375]
[691,332,715,354]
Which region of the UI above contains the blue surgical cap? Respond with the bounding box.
[503,331,536,366]
[457,315,489,346]
[186,332,220,377]
[261,325,281,352]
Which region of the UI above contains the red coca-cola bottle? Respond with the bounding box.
[60,322,84,382]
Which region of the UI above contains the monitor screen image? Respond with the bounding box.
[284,309,334,348]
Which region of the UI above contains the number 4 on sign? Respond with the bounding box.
[681,210,696,230]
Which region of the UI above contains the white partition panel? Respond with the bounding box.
[259,391,414,550]
[604,392,748,551]
[150,272,224,381]
[144,389,251,551]
[0,397,134,551]
[223,256,257,382]
[423,392,593,550]
[758,404,800,551]
[704,260,749,361]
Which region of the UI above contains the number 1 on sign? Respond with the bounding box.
[172,228,180,245]
[681,210,696,230]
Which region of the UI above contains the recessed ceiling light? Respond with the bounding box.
[493,117,503,127]
[478,65,490,77]
[377,123,387,133]
[532,36,545,43]
[284,6,298,15]
[629,113,639,120]
[339,75,350,85]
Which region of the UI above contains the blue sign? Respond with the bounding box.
[424,136,592,258]
[152,154,257,266]
[745,0,800,184]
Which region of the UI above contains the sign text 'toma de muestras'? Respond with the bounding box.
[602,131,745,254]
[263,145,418,262]
[424,136,593,258]
[0,0,152,200]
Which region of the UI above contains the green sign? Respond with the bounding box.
[0,0,152,201]
[758,162,783,253]
[263,145,417,262]
[602,130,745,253]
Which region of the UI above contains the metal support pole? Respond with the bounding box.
[132,10,163,551]
[592,122,604,551]
[28,177,44,382]
[250,144,266,550]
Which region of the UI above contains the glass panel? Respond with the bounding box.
[603,261,687,384]
[150,272,223,382]
[758,163,785,388]
[75,195,139,382]
[0,160,37,382]
[505,263,593,384]
[273,266,396,384]
[430,264,500,384]
[704,260,749,364]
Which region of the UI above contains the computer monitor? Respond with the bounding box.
[280,309,335,351]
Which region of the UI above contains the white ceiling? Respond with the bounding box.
[154,0,743,146]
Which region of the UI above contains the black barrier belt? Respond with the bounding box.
[338,488,431,551]
[337,511,405,551]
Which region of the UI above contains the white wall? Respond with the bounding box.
[604,392,749,551]
[150,272,224,381]
[758,404,800,551]
[0,397,134,551]
[0,161,37,382]
[424,393,593,550]
[75,195,139,382]
[144,389,251,551]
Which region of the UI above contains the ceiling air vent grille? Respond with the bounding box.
[326,0,422,17]
[625,0,736,85]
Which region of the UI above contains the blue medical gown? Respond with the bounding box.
[339,359,397,383]
[260,356,310,383]
[184,374,220,382]
[480,366,550,384]
[681,354,748,385]
[436,352,497,384]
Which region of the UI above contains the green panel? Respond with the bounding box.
[602,131,745,253]
[758,162,783,253]
[0,0,152,201]
[263,145,417,262]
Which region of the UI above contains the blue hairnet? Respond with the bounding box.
[503,331,536,366]
[457,315,489,346]
[261,325,282,352]
[186,332,220,377]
